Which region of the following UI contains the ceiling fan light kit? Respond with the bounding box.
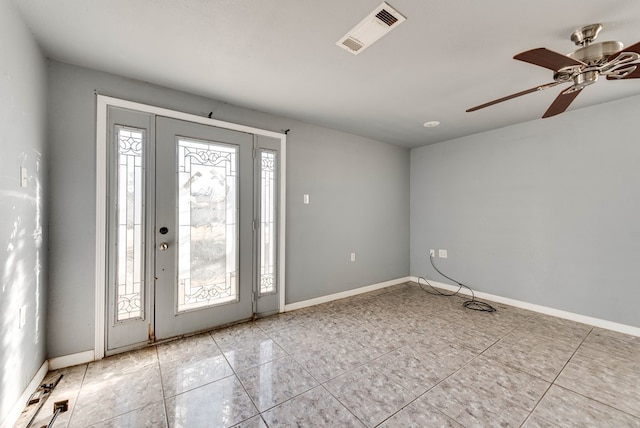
[467,23,640,118]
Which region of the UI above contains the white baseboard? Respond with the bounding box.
[0,360,48,428]
[284,276,412,312]
[411,277,640,338]
[48,350,95,371]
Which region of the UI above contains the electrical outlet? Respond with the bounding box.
[438,249,448,258]
[303,194,310,204]
[350,252,356,262]
[429,249,435,257]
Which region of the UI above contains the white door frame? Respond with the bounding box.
[95,95,286,360]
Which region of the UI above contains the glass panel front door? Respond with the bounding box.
[105,106,282,353]
[154,117,254,340]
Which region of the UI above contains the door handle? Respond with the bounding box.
[158,242,169,251]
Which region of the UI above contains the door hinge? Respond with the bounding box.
[252,220,256,231]
[252,291,257,302]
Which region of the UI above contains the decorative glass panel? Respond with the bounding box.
[115,126,144,321]
[260,151,277,294]
[177,138,238,312]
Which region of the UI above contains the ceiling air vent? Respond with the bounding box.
[342,37,364,52]
[336,2,406,55]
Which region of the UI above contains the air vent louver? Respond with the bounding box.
[336,2,406,55]
[342,38,364,52]
[375,9,398,26]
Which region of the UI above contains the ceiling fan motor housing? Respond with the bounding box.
[563,39,624,90]
[568,41,624,65]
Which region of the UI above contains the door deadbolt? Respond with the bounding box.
[159,227,168,235]
[158,242,169,251]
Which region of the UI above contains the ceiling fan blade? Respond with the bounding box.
[466,82,561,112]
[514,48,584,71]
[542,88,583,118]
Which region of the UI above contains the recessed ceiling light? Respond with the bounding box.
[423,121,440,128]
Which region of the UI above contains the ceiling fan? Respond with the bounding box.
[467,24,640,118]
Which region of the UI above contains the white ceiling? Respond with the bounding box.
[12,0,640,148]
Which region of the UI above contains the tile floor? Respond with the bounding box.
[17,282,640,427]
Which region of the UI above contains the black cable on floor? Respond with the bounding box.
[418,254,496,313]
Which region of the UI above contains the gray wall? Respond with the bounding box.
[0,0,48,424]
[47,61,410,358]
[411,95,640,328]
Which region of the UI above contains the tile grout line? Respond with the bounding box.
[548,383,640,422]
[544,327,640,421]
[80,349,168,427]
[373,308,543,427]
[407,336,505,424]
[159,333,257,426]
[155,345,171,428]
[70,359,142,427]
[517,325,595,428]
[317,383,370,428]
[549,325,593,383]
[371,321,505,426]
[264,315,409,427]
[318,353,410,426]
[213,327,270,425]
[62,363,88,427]
[378,292,519,424]
[260,321,368,426]
[251,294,624,425]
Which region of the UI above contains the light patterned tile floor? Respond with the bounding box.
[16,282,640,427]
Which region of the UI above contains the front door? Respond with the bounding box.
[104,105,281,353]
[153,117,253,339]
